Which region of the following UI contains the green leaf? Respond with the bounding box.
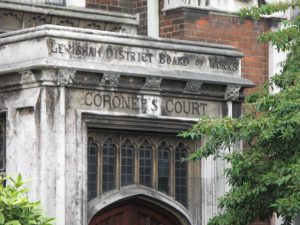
[0,212,5,225]
[4,221,21,225]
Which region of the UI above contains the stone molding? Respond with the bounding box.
[57,68,76,86]
[0,25,243,58]
[0,25,254,92]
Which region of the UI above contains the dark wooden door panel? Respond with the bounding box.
[112,213,124,225]
[137,213,149,225]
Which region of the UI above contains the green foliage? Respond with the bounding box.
[0,175,54,225]
[181,1,300,225]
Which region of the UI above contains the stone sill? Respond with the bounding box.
[0,0,139,26]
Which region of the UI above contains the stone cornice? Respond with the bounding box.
[0,25,244,58]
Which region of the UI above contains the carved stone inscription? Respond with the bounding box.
[84,92,220,119]
[48,39,240,75]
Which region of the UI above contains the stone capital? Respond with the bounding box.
[19,70,35,84]
[57,68,76,86]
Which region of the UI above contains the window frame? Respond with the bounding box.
[87,128,195,208]
[0,114,6,177]
[84,114,197,205]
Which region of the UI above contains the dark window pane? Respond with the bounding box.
[158,142,170,194]
[121,140,135,187]
[87,138,98,201]
[139,141,152,187]
[102,138,116,193]
[175,143,188,207]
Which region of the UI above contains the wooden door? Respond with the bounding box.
[89,199,182,225]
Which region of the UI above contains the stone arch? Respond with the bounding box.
[87,185,192,225]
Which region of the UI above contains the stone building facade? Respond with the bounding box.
[0,1,284,225]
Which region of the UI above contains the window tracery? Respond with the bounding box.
[102,138,116,192]
[87,130,194,208]
[158,141,170,194]
[175,143,188,207]
[121,139,135,187]
[139,140,152,187]
[87,138,98,200]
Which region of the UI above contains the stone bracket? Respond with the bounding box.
[100,73,120,87]
[184,81,202,94]
[19,70,35,84]
[143,77,162,90]
[57,68,76,86]
[225,84,241,101]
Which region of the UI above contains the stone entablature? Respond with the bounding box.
[0,1,138,34]
[0,25,252,91]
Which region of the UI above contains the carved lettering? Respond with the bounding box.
[49,40,239,73]
[209,56,239,72]
[159,53,189,67]
[85,92,93,106]
[83,92,209,118]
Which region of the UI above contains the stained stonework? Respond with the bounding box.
[19,70,35,84]
[57,69,76,86]
[0,25,253,225]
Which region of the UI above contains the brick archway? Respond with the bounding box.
[89,198,185,225]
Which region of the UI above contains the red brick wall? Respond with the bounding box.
[86,0,147,35]
[86,0,133,13]
[160,6,270,93]
[132,0,147,35]
[160,6,271,225]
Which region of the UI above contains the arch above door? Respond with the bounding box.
[88,193,192,225]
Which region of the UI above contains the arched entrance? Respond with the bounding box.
[89,197,187,225]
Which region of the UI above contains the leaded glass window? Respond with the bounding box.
[121,139,135,186]
[175,143,188,207]
[87,138,98,200]
[87,130,193,208]
[158,141,170,194]
[139,140,152,187]
[0,116,5,176]
[102,138,116,192]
